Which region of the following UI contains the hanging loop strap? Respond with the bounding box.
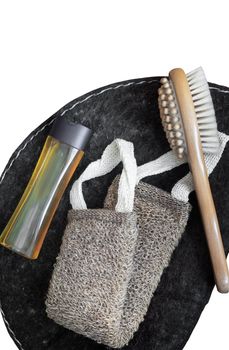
[136,151,186,183]
[171,131,229,202]
[136,131,229,202]
[70,139,137,212]
[70,131,229,211]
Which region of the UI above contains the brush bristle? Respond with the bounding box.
[158,67,219,159]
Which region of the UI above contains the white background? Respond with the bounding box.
[1,1,229,349]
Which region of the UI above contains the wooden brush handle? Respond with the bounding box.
[192,154,229,293]
[170,68,229,293]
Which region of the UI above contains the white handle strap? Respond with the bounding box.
[70,131,229,211]
[171,131,229,202]
[136,151,186,183]
[70,139,137,212]
[136,131,229,202]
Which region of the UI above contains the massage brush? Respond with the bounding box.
[158,67,229,293]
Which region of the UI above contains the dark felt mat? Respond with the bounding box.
[1,77,229,350]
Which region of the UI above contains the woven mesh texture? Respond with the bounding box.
[1,78,229,350]
[46,177,191,348]
[45,209,138,348]
[104,177,192,346]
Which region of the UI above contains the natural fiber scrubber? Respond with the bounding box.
[104,176,192,346]
[46,209,138,348]
[46,139,140,348]
[46,140,191,348]
[1,77,229,350]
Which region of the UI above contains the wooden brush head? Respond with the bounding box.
[158,67,219,159]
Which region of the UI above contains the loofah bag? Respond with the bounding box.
[46,133,228,348]
[104,176,191,346]
[46,139,139,348]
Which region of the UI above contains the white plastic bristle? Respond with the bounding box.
[187,67,219,153]
[198,120,217,128]
[186,67,203,79]
[198,129,218,136]
[194,104,213,113]
[192,91,210,102]
[158,67,219,159]
[193,95,212,108]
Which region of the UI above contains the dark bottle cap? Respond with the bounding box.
[50,117,92,151]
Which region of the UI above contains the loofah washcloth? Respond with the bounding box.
[104,176,192,346]
[46,177,191,348]
[45,209,138,348]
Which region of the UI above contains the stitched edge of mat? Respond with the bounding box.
[0,78,228,349]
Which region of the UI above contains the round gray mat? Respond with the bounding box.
[1,77,229,350]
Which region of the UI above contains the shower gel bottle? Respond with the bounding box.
[0,117,92,259]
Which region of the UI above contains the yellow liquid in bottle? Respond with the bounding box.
[0,136,84,259]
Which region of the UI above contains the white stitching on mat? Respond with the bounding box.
[0,79,158,186]
[210,86,229,94]
[0,78,158,350]
[0,82,225,185]
[60,80,159,117]
[0,83,226,185]
[0,79,228,349]
[0,80,227,349]
[0,303,23,349]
